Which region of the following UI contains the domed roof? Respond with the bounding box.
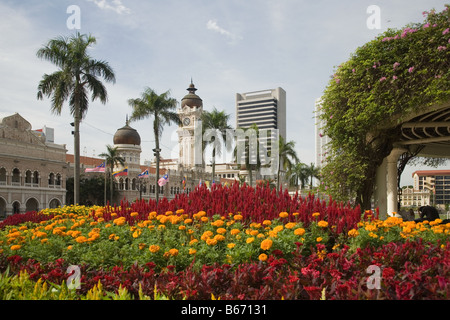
[181,81,203,108]
[113,120,141,146]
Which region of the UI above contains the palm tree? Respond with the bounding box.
[36,32,115,205]
[201,107,232,183]
[128,87,181,205]
[98,145,125,204]
[305,162,320,189]
[233,123,260,187]
[277,135,299,190]
[289,162,308,190]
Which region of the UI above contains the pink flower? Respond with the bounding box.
[393,62,400,70]
[408,66,415,73]
[393,76,398,80]
[443,28,450,35]
[379,77,387,82]
[438,46,447,51]
[423,23,430,29]
[352,68,356,73]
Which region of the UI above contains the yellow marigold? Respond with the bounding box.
[279,212,289,218]
[206,238,218,246]
[11,245,21,250]
[246,237,255,244]
[130,212,139,217]
[258,253,268,262]
[249,229,259,236]
[316,237,323,242]
[189,239,198,246]
[294,228,306,236]
[285,222,296,229]
[230,229,241,235]
[201,230,214,240]
[67,245,73,250]
[260,239,273,250]
[75,236,87,243]
[149,245,160,253]
[113,217,126,226]
[292,212,299,217]
[214,234,225,242]
[184,218,193,224]
[41,238,48,244]
[273,225,284,233]
[201,216,209,222]
[257,233,265,238]
[369,232,378,238]
[262,220,272,226]
[139,243,146,250]
[158,225,166,230]
[365,224,377,232]
[168,248,179,256]
[189,248,197,255]
[178,225,186,231]
[233,214,243,221]
[348,229,359,237]
[148,211,157,219]
[211,219,225,227]
[105,223,112,228]
[216,228,227,234]
[312,212,320,217]
[227,243,236,249]
[176,209,185,214]
[318,220,328,228]
[165,211,173,216]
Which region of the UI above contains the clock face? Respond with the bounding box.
[183,117,190,126]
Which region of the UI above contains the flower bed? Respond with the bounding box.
[0,184,449,300]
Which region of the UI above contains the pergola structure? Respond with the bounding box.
[374,102,450,217]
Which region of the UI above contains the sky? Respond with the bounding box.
[0,0,449,186]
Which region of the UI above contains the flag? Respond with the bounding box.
[199,179,202,186]
[182,176,186,190]
[85,162,106,173]
[158,174,169,186]
[113,167,128,177]
[138,169,150,178]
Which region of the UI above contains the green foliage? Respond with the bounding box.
[319,6,450,207]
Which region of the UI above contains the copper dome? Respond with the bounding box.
[181,82,203,108]
[113,123,141,146]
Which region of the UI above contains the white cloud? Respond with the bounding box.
[86,0,131,15]
[206,19,242,43]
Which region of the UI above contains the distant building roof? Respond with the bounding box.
[412,170,450,177]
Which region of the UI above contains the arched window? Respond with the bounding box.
[25,170,32,185]
[55,174,62,187]
[12,168,20,185]
[48,173,55,187]
[0,168,6,185]
[125,178,129,190]
[132,178,137,190]
[49,198,61,209]
[33,171,39,186]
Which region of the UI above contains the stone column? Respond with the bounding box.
[374,157,387,219]
[386,147,407,217]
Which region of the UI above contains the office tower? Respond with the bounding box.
[315,98,331,168]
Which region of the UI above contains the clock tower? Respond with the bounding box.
[177,80,204,170]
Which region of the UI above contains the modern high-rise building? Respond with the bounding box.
[315,98,331,168]
[235,87,286,140]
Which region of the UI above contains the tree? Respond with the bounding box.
[305,162,320,189]
[277,135,299,190]
[201,107,232,183]
[37,32,115,205]
[233,123,261,187]
[319,6,450,209]
[128,87,181,205]
[289,162,308,190]
[98,145,125,204]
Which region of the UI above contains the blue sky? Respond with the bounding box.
[0,0,449,186]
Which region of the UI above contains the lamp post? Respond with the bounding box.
[153,148,161,206]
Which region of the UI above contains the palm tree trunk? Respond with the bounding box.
[212,149,216,183]
[154,123,160,207]
[109,166,114,204]
[73,104,81,205]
